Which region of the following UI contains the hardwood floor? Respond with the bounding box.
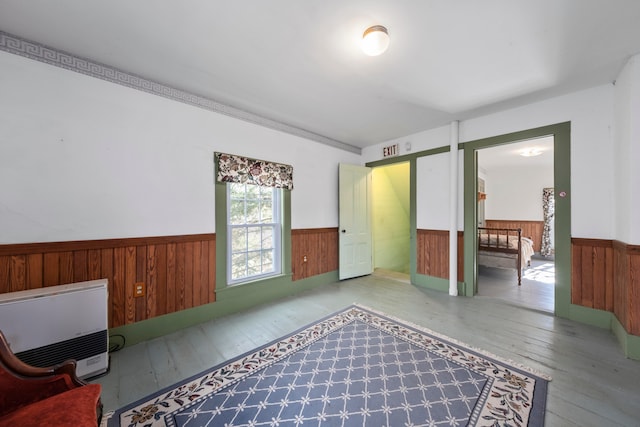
[477,258,555,313]
[93,272,640,426]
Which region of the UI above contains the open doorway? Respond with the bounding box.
[371,162,410,276]
[476,137,555,312]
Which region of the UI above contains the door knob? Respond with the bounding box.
[341,229,346,233]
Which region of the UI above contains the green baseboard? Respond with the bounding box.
[567,304,613,330]
[108,271,338,347]
[567,304,640,360]
[413,274,464,295]
[612,315,640,360]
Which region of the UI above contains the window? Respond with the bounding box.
[227,182,282,284]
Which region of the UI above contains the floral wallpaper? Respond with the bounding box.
[215,152,294,190]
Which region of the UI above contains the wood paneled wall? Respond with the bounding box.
[571,238,614,311]
[0,234,216,329]
[571,238,640,336]
[416,229,464,281]
[485,220,544,252]
[291,228,338,281]
[4,232,638,336]
[612,240,640,335]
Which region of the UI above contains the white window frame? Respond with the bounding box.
[226,183,282,285]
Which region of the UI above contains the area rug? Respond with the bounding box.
[106,305,549,427]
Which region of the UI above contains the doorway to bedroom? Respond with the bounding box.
[475,136,555,313]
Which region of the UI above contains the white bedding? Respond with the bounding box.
[478,234,534,269]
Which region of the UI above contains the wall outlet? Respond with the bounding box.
[303,255,308,263]
[134,282,145,297]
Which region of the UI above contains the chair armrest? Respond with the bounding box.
[0,331,86,387]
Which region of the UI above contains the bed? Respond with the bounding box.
[477,227,535,286]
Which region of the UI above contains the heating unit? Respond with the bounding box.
[0,279,109,379]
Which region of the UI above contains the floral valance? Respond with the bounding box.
[215,152,294,190]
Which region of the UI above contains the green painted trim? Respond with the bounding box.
[567,304,612,329]
[367,145,450,289]
[612,315,640,360]
[282,191,292,276]
[108,271,338,347]
[215,269,331,308]
[553,124,572,318]
[414,273,465,294]
[463,146,477,297]
[462,122,572,316]
[409,158,418,283]
[214,171,292,291]
[366,145,450,168]
[215,181,227,290]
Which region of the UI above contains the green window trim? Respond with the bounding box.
[215,179,292,294]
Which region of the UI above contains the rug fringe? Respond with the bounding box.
[100,410,114,427]
[351,303,552,381]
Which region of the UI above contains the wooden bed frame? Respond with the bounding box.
[478,227,532,286]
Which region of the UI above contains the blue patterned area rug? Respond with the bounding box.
[106,305,549,427]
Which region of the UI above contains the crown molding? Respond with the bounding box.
[0,31,360,154]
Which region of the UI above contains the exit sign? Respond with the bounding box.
[383,143,399,158]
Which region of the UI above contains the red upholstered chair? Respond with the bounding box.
[0,330,102,427]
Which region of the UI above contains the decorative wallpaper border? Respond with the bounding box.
[0,31,359,154]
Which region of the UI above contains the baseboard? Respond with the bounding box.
[109,271,338,347]
[413,274,464,295]
[567,304,613,330]
[612,315,640,360]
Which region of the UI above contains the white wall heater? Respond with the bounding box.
[0,279,109,379]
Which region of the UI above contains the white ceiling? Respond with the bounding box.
[478,136,554,170]
[1,1,640,151]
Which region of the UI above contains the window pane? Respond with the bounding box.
[227,182,281,285]
[260,185,272,198]
[229,200,245,224]
[231,228,246,252]
[246,201,260,224]
[260,200,273,222]
[230,183,246,199]
[247,251,262,276]
[246,184,259,199]
[262,227,273,248]
[247,227,262,251]
[231,253,247,279]
[262,249,274,272]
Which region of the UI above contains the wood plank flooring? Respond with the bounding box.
[93,272,640,426]
[477,258,555,313]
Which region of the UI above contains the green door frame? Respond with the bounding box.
[366,146,450,288]
[462,122,571,317]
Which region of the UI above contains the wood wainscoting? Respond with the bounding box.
[613,240,640,336]
[0,234,216,329]
[416,229,464,281]
[572,238,640,336]
[571,238,614,311]
[291,228,338,281]
[485,220,544,252]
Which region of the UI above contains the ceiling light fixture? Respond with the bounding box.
[362,25,389,56]
[519,148,543,157]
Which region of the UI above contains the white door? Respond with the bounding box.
[339,163,373,279]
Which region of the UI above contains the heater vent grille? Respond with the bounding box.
[16,330,108,368]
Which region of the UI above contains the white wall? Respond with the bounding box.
[365,84,615,240]
[483,164,554,221]
[416,152,464,231]
[462,85,615,239]
[613,54,640,244]
[1,47,627,245]
[0,51,360,244]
